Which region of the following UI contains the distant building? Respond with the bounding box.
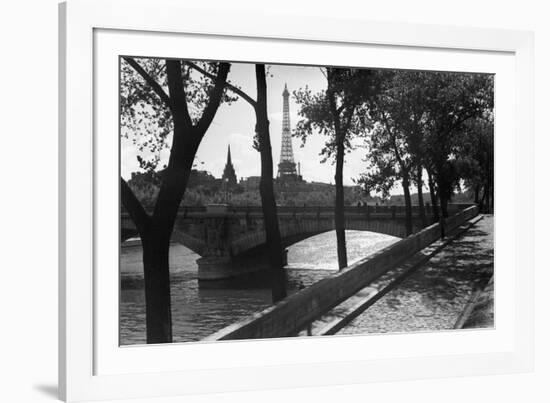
[187,169,219,189]
[221,145,238,188]
[240,176,261,190]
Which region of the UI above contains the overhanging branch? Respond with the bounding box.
[195,63,231,133]
[120,177,152,237]
[185,61,256,107]
[123,57,172,108]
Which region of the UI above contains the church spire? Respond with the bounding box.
[226,144,232,165]
[222,144,237,187]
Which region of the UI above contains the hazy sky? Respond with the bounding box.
[121,61,368,186]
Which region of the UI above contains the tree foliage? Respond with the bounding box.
[454,112,494,210]
[357,69,494,222]
[293,68,377,161]
[357,70,434,233]
[422,72,494,215]
[121,58,236,172]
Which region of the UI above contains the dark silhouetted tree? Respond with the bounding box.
[185,61,286,302]
[294,68,379,269]
[121,57,231,343]
[455,113,494,212]
[422,72,494,218]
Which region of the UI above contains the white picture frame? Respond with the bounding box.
[59,0,534,401]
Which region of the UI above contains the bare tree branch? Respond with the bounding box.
[185,61,257,107]
[196,63,231,134]
[165,60,193,128]
[120,177,152,236]
[336,103,347,115]
[123,57,172,108]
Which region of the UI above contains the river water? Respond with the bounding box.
[120,230,398,345]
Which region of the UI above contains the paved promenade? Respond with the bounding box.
[337,215,494,335]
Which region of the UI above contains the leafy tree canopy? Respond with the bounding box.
[293,67,380,163]
[120,58,237,172]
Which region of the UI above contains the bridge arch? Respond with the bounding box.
[229,217,412,256]
[171,229,208,256]
[120,218,208,256]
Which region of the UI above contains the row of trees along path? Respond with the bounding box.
[122,59,493,343]
[294,69,493,265]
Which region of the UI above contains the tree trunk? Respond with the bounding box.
[255,64,287,302]
[489,181,494,212]
[438,190,449,218]
[402,173,413,236]
[480,184,488,214]
[485,176,493,213]
[326,72,348,271]
[121,177,174,344]
[474,183,480,204]
[416,166,427,227]
[138,153,196,344]
[436,190,447,239]
[141,230,172,343]
[333,129,348,269]
[427,170,439,223]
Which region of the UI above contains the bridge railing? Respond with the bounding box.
[121,203,471,224]
[203,205,479,341]
[121,203,472,216]
[223,203,471,215]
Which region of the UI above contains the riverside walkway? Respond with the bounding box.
[333,215,494,335]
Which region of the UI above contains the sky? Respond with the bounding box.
[120,61,369,186]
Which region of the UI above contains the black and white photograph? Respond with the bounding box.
[119,57,494,345]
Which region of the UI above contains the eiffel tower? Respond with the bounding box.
[277,84,299,180]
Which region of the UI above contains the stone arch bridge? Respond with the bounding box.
[121,204,470,280]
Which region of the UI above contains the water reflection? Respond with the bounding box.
[120,230,398,345]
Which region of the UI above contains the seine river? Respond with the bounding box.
[120,230,398,345]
